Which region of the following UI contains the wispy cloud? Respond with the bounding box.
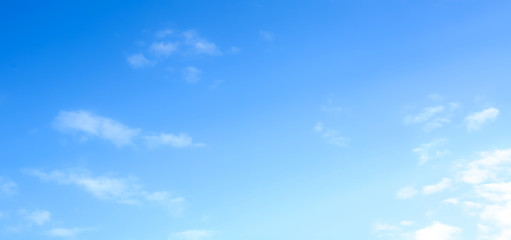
[183,30,221,55]
[127,53,154,68]
[27,169,184,211]
[404,101,459,131]
[151,42,178,57]
[24,210,51,226]
[314,122,348,147]
[259,30,274,41]
[465,107,499,132]
[145,133,203,148]
[53,111,140,147]
[169,230,215,240]
[423,178,452,195]
[53,110,202,148]
[412,139,449,165]
[155,29,173,39]
[396,186,418,199]
[183,66,202,83]
[0,177,17,196]
[46,227,93,238]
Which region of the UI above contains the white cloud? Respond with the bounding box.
[314,122,348,147]
[169,230,214,240]
[46,227,91,238]
[183,30,220,55]
[423,178,452,195]
[459,148,511,184]
[412,139,449,165]
[414,222,461,240]
[53,111,140,147]
[25,210,51,226]
[443,198,460,205]
[0,177,17,196]
[475,182,511,202]
[151,42,178,57]
[145,133,203,148]
[27,169,184,210]
[54,110,201,149]
[465,107,499,131]
[397,186,418,199]
[183,66,201,83]
[404,102,458,131]
[259,30,274,41]
[127,53,154,68]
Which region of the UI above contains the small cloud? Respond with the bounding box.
[314,122,348,147]
[53,110,140,147]
[183,67,201,83]
[151,42,178,57]
[414,222,461,240]
[155,29,173,39]
[0,177,18,196]
[396,186,418,199]
[144,133,203,148]
[404,101,459,131]
[46,227,92,238]
[443,198,459,205]
[183,30,221,55]
[413,139,449,165]
[259,30,274,41]
[169,230,215,240]
[226,46,240,54]
[26,169,184,211]
[465,107,499,132]
[423,178,452,195]
[25,210,51,226]
[127,53,154,68]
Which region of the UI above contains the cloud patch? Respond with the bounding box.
[465,107,499,132]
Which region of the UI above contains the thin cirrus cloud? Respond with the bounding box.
[0,177,18,196]
[26,169,184,211]
[314,122,348,147]
[404,102,459,131]
[126,53,154,68]
[412,139,450,165]
[46,227,93,238]
[182,66,202,83]
[464,107,499,132]
[396,186,418,199]
[53,110,202,148]
[24,210,51,226]
[169,229,215,240]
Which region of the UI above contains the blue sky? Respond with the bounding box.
[1,0,511,239]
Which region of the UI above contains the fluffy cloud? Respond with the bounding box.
[27,169,184,210]
[465,107,499,131]
[127,53,154,68]
[169,230,214,240]
[414,222,461,240]
[53,110,201,148]
[423,178,452,195]
[396,186,418,199]
[459,148,511,184]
